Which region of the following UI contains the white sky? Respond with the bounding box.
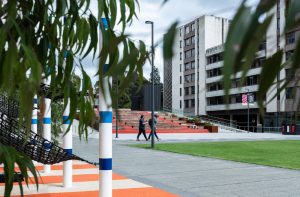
[81,0,259,85]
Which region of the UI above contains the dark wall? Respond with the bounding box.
[131,83,162,111]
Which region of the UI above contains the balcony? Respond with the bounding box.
[206,61,223,70]
[206,85,259,98]
[206,102,259,111]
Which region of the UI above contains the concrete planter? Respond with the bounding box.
[204,126,218,133]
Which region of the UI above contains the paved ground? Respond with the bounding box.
[73,133,300,197]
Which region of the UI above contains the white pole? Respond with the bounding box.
[99,18,112,197]
[43,77,51,173]
[62,50,73,188]
[63,98,72,187]
[31,95,38,134]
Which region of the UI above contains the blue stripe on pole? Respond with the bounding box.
[43,118,51,124]
[31,119,38,124]
[34,98,38,104]
[99,111,112,123]
[101,18,108,29]
[64,149,72,156]
[63,116,71,124]
[99,158,112,170]
[43,142,51,150]
[103,64,109,73]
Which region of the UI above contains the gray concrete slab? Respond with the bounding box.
[73,134,300,197]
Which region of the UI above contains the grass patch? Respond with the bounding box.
[132,140,300,170]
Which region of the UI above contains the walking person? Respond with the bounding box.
[148,114,160,141]
[137,115,147,141]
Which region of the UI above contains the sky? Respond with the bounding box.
[81,0,259,85]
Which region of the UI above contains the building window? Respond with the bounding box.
[191,86,195,94]
[180,76,182,84]
[191,73,195,82]
[286,32,295,45]
[185,26,189,34]
[185,87,189,95]
[185,50,191,58]
[180,28,182,37]
[185,38,190,46]
[180,64,182,72]
[180,52,182,60]
[184,100,189,108]
[191,23,195,32]
[258,41,266,51]
[191,61,195,69]
[207,53,223,65]
[191,99,195,107]
[197,72,199,81]
[180,88,182,96]
[286,69,295,80]
[286,51,294,60]
[185,75,191,83]
[180,40,182,48]
[185,62,191,71]
[180,100,182,108]
[286,87,294,99]
[191,48,195,57]
[191,36,195,44]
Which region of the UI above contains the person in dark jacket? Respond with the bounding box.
[147,114,160,141]
[137,115,147,141]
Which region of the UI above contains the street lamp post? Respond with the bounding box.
[247,88,250,132]
[145,20,155,149]
[116,79,119,138]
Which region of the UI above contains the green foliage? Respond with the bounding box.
[149,66,161,85]
[0,0,148,195]
[0,144,39,197]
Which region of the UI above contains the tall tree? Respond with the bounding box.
[149,66,161,85]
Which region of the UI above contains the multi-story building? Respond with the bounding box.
[163,15,230,116]
[163,0,300,129]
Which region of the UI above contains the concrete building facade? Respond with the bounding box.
[163,1,300,129]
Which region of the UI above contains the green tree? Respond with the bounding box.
[149,66,161,85]
[0,0,148,195]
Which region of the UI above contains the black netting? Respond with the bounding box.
[0,94,95,165]
[0,94,19,118]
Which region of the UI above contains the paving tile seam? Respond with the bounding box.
[186,175,300,189]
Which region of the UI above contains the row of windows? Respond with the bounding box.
[184,36,195,47]
[184,23,195,35]
[185,61,195,71]
[207,53,223,65]
[183,86,195,96]
[286,32,295,45]
[207,93,257,106]
[206,75,260,92]
[184,99,195,108]
[207,68,222,78]
[185,49,195,59]
[184,73,195,83]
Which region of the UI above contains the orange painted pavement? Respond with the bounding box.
[0,173,126,186]
[10,188,179,197]
[0,164,96,173]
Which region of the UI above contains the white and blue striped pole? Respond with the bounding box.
[62,51,73,188]
[63,98,72,187]
[43,77,51,173]
[31,95,38,134]
[99,18,112,197]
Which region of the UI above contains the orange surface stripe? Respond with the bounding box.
[10,188,178,197]
[0,173,126,186]
[0,164,96,173]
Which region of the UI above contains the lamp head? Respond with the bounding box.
[145,21,153,24]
